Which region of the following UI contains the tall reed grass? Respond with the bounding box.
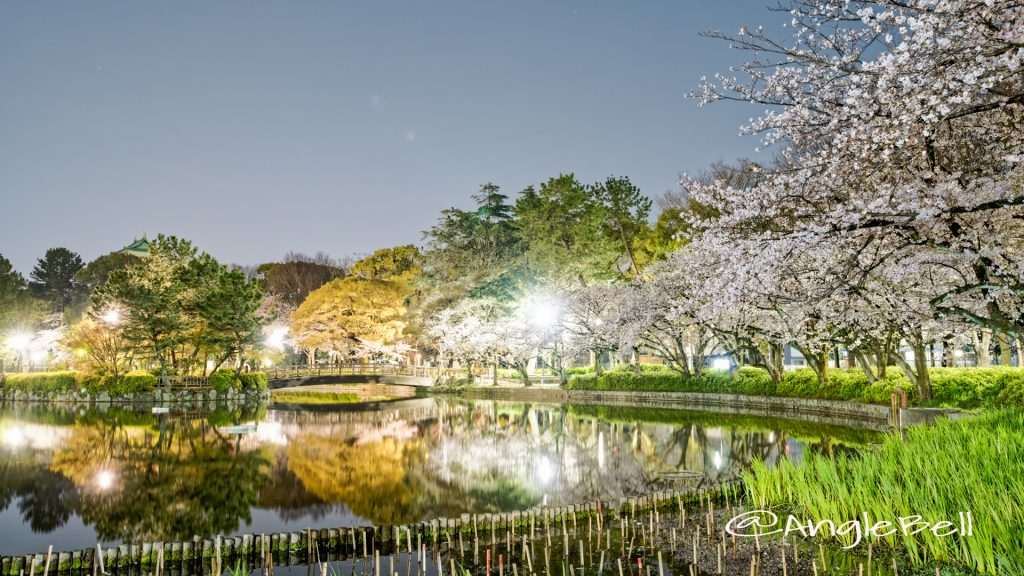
[744,411,1024,573]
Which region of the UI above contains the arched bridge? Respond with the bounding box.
[265,364,437,388]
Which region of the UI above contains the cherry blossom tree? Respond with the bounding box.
[685,0,1023,399]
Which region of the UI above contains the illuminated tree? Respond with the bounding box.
[290,277,407,364]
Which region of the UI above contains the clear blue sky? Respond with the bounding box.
[1,1,782,274]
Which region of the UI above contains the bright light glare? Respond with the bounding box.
[712,357,731,371]
[536,455,554,484]
[266,327,289,350]
[713,450,723,470]
[527,302,559,328]
[102,309,121,325]
[4,426,25,449]
[96,470,116,490]
[30,349,47,364]
[953,350,964,358]
[6,332,31,351]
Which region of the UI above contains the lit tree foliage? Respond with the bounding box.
[290,277,407,364]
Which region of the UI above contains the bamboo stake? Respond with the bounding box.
[44,546,52,576]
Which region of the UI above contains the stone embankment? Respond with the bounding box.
[437,386,959,430]
[0,387,269,406]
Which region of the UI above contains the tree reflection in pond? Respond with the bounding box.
[0,398,881,555]
[47,416,270,542]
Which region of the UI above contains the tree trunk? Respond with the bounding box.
[975,330,992,367]
[893,338,932,402]
[997,333,1012,366]
[853,350,877,384]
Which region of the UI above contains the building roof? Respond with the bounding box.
[118,237,150,257]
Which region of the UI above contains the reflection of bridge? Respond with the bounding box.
[269,397,440,425]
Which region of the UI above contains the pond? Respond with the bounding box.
[0,391,881,556]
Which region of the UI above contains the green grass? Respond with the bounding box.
[270,390,391,404]
[743,410,1024,573]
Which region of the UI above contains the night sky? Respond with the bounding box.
[1,1,784,274]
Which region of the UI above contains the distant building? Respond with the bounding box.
[118,237,150,258]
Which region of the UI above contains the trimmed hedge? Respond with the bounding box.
[239,371,268,391]
[209,369,239,392]
[566,365,1024,408]
[1,371,80,394]
[209,369,269,392]
[104,371,158,395]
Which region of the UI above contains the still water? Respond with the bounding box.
[0,393,879,555]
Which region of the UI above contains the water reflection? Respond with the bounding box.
[0,398,879,555]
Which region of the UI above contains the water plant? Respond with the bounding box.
[743,410,1024,573]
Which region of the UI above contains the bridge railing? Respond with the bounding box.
[266,364,441,381]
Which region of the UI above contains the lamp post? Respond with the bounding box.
[6,333,31,373]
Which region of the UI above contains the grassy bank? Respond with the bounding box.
[566,365,1024,409]
[743,410,1024,573]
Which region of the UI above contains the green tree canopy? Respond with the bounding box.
[0,254,42,333]
[513,174,619,286]
[29,248,85,318]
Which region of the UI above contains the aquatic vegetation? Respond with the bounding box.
[744,411,1024,573]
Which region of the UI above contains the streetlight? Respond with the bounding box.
[102,309,121,326]
[527,301,559,328]
[6,332,31,373]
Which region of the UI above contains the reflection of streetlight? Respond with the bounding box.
[536,455,554,484]
[96,470,116,491]
[3,426,25,449]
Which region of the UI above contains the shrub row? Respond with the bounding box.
[1,371,80,394]
[209,369,269,392]
[2,369,269,396]
[566,365,1024,408]
[1,370,158,395]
